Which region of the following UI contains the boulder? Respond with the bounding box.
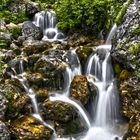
[76,46,95,69]
[42,99,76,122]
[70,75,90,105]
[34,55,67,91]
[22,40,51,55]
[0,32,13,48]
[22,21,43,40]
[10,115,53,140]
[26,2,41,18]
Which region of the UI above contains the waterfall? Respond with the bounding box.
[6,61,55,132]
[7,21,127,139]
[82,24,124,140]
[49,50,91,129]
[33,10,66,42]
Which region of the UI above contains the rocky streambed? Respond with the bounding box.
[0,0,140,140]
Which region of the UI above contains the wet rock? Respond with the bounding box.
[0,92,7,119]
[8,58,28,74]
[57,33,65,39]
[0,32,13,48]
[76,46,95,69]
[34,55,67,90]
[22,40,51,55]
[70,75,90,105]
[36,89,48,102]
[0,19,6,31]
[67,33,91,48]
[42,99,76,122]
[10,115,53,140]
[46,31,56,39]
[119,77,140,119]
[17,36,26,45]
[119,77,140,139]
[112,1,140,70]
[23,72,44,88]
[26,2,41,18]
[0,81,28,119]
[22,21,43,40]
[0,121,10,140]
[27,54,41,69]
[0,49,15,63]
[123,113,140,140]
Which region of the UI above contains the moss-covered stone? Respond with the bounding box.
[128,43,140,55]
[42,99,76,122]
[10,115,53,140]
[70,75,90,105]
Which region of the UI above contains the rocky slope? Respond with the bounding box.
[112,1,140,140]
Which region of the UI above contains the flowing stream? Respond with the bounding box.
[8,13,127,139]
[33,10,66,41]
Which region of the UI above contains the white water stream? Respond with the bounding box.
[8,19,127,139]
[33,10,66,42]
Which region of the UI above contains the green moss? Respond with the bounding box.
[113,63,122,78]
[9,26,22,39]
[115,0,132,25]
[131,25,140,36]
[120,69,130,80]
[128,42,140,54]
[0,40,8,48]
[4,91,19,119]
[134,68,140,78]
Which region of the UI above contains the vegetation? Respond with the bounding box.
[0,0,29,24]
[54,0,124,36]
[115,0,132,24]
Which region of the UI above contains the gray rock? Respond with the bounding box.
[0,121,10,140]
[0,92,7,119]
[22,21,43,40]
[26,2,41,18]
[112,1,140,70]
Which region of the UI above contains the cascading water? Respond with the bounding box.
[6,60,55,132]
[33,10,66,41]
[49,50,91,130]
[82,24,123,140]
[7,19,127,139]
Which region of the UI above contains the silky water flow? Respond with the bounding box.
[7,23,128,140]
[33,10,66,41]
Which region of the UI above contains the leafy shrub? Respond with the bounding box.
[54,0,124,36]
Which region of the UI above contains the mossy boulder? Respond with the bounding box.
[34,55,67,91]
[10,115,53,140]
[70,75,90,105]
[123,113,140,140]
[42,99,76,122]
[25,1,41,18]
[76,46,95,69]
[6,23,22,39]
[22,21,43,40]
[22,40,51,55]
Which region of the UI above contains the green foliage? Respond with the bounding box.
[54,0,124,36]
[0,0,29,24]
[128,42,140,55]
[131,25,140,36]
[0,40,8,48]
[9,26,22,38]
[115,0,132,24]
[135,68,140,78]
